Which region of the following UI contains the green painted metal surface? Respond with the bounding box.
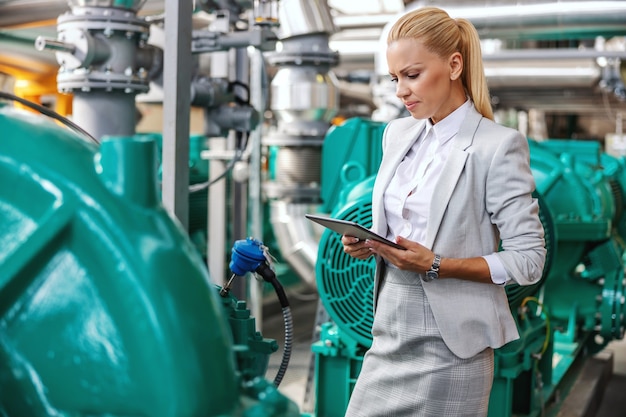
[311,323,364,417]
[530,139,626,350]
[146,132,210,257]
[320,118,386,214]
[0,107,299,417]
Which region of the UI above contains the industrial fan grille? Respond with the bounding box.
[316,203,377,348]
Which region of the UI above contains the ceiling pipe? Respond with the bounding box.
[9,0,623,38]
[332,1,626,40]
[0,0,165,28]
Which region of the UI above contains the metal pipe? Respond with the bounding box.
[269,200,320,287]
[4,0,626,38]
[72,92,136,139]
[34,37,75,54]
[161,0,192,228]
[264,0,339,288]
[332,1,626,39]
[483,49,626,62]
[484,59,601,88]
[332,37,626,66]
[248,47,267,329]
[0,0,166,28]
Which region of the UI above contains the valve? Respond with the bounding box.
[230,237,267,275]
[223,236,292,387]
[221,237,277,297]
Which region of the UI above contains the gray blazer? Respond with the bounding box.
[371,106,546,359]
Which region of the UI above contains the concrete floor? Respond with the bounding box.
[262,292,626,417]
[595,339,626,417]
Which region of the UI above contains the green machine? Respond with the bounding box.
[309,118,626,417]
[0,105,299,417]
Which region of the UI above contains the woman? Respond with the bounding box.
[341,6,546,417]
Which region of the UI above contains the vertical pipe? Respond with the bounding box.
[72,92,136,140]
[206,42,231,286]
[161,0,192,228]
[231,46,250,301]
[249,46,266,329]
[232,49,250,241]
[207,136,227,286]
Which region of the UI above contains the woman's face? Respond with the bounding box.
[387,38,465,123]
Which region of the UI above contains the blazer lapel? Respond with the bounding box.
[424,108,483,248]
[384,121,427,178]
[373,119,426,234]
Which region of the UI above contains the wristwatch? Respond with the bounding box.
[425,254,441,282]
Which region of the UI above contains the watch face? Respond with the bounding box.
[426,271,437,281]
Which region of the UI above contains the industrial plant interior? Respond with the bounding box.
[1,0,626,416]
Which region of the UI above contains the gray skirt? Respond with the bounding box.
[344,267,494,417]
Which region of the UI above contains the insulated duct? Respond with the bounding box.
[333,0,626,40]
[269,199,322,287]
[263,0,339,288]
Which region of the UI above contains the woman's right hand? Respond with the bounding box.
[341,235,373,260]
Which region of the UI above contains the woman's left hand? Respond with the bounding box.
[365,236,434,273]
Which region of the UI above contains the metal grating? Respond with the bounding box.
[316,203,376,348]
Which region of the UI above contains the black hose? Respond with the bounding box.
[255,262,293,387]
[275,306,293,387]
[0,91,98,144]
[188,130,249,193]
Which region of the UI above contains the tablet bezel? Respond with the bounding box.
[305,214,406,250]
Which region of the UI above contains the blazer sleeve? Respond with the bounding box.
[486,127,546,286]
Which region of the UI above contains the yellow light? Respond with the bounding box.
[253,0,280,26]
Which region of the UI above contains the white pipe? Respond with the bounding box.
[269,200,321,288]
[332,1,626,39]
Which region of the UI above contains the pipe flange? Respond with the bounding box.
[262,182,321,202]
[265,50,339,67]
[262,134,325,147]
[57,71,149,94]
[58,6,150,38]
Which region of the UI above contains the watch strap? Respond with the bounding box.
[431,254,441,272]
[424,254,441,282]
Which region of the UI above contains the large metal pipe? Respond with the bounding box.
[0,0,170,28]
[269,200,321,286]
[4,0,625,37]
[264,0,339,288]
[333,0,626,40]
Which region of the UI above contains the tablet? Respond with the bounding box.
[305,213,406,250]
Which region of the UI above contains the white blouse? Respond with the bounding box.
[383,100,507,284]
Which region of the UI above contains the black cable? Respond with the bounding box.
[188,130,249,193]
[0,91,98,144]
[255,262,292,387]
[256,263,289,308]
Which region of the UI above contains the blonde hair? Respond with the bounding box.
[387,7,494,120]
